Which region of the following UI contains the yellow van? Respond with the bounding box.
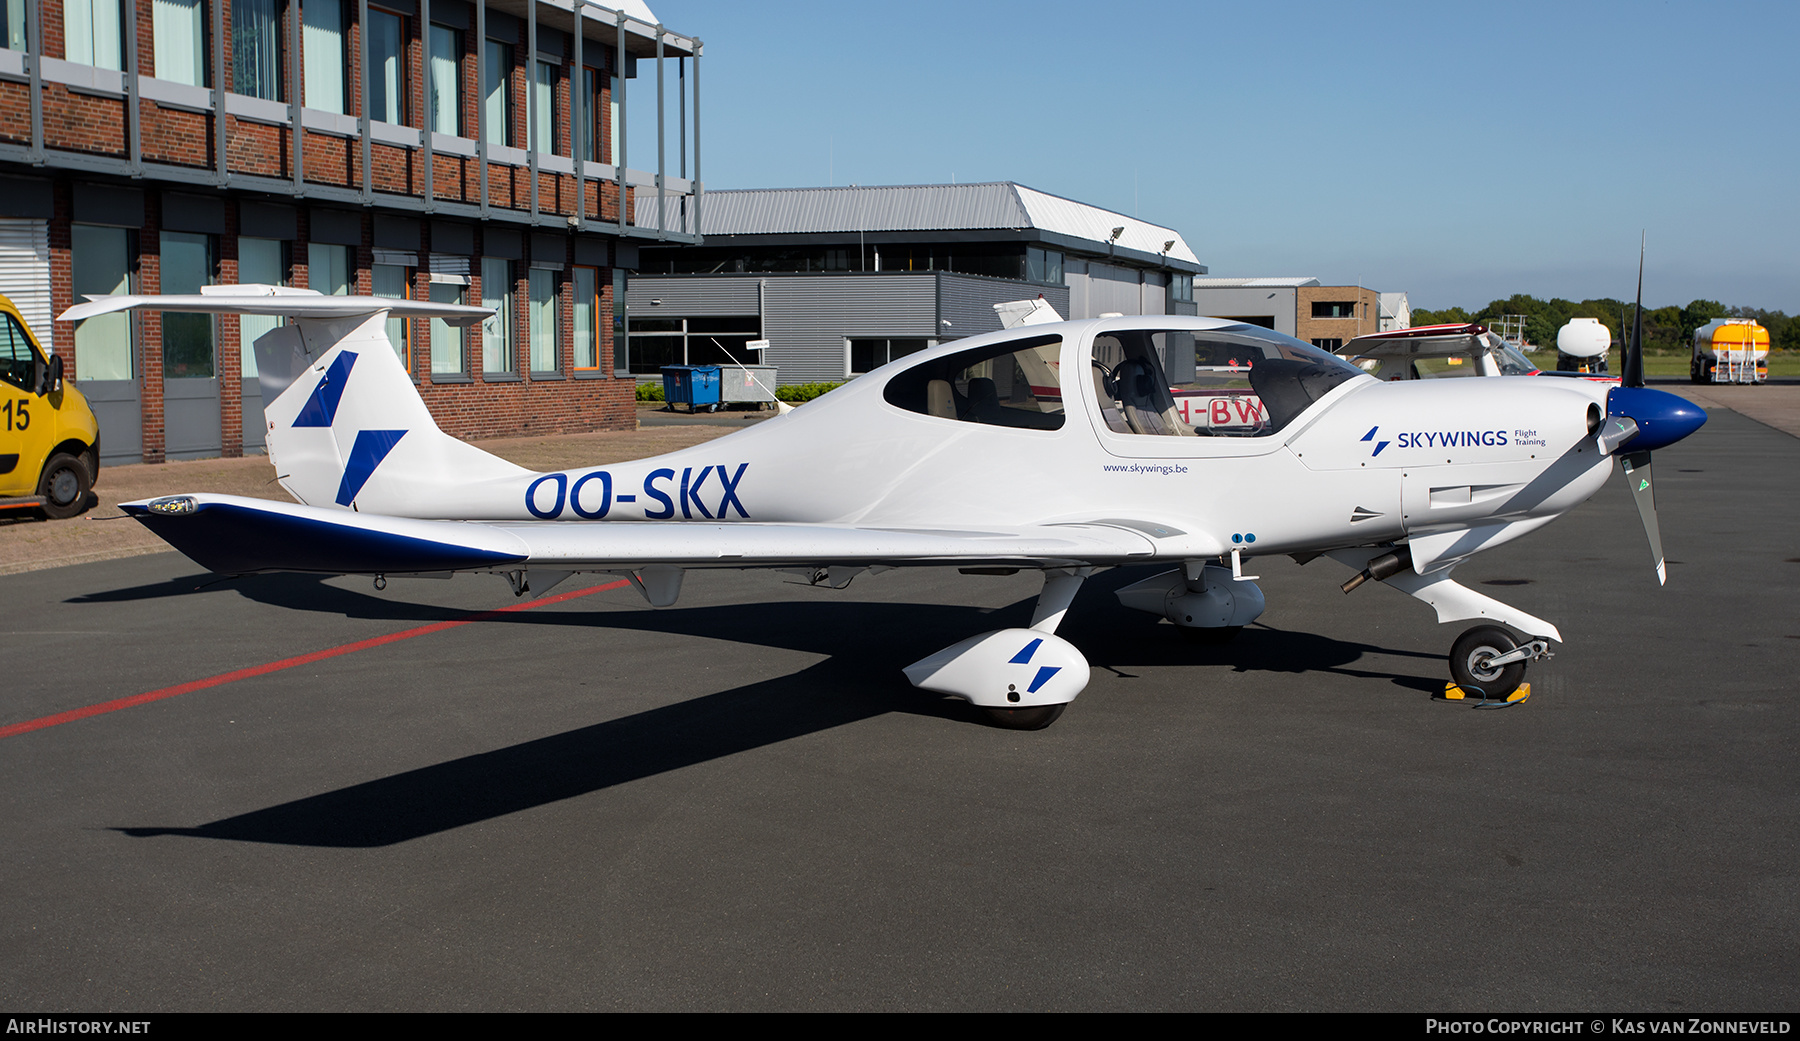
[0,294,99,519]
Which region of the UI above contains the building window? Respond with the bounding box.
[483,39,511,147]
[162,232,215,379]
[302,0,346,114]
[428,24,459,136]
[531,60,559,154]
[372,263,410,367]
[612,269,627,374]
[152,0,206,85]
[429,282,464,375]
[609,70,621,165]
[72,225,132,380]
[626,319,678,375]
[572,266,599,370]
[528,267,558,372]
[367,8,405,124]
[1025,247,1063,284]
[579,66,602,162]
[237,237,286,379]
[850,338,928,375]
[1311,338,1343,351]
[1170,273,1193,304]
[232,0,282,99]
[3,0,27,51]
[626,317,759,375]
[1311,301,1358,319]
[480,257,512,374]
[64,0,124,69]
[308,242,351,296]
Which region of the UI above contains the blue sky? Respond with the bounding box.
[632,1,1798,313]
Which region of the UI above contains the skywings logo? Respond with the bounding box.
[1362,424,1510,456]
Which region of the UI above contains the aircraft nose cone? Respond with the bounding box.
[1607,386,1707,452]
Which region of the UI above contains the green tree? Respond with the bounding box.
[1472,294,1557,346]
[1643,305,1684,350]
[1681,299,1727,342]
[1410,306,1472,327]
[1407,295,1795,353]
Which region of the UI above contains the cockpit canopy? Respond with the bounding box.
[1092,324,1364,437]
[880,321,1363,438]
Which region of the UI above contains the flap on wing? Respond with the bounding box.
[121,494,1160,574]
[488,519,1159,568]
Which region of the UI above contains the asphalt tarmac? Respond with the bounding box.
[2,408,1795,1012]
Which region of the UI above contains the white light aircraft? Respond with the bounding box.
[64,273,1706,729]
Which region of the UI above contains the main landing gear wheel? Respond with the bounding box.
[38,452,91,520]
[1448,625,1526,701]
[982,704,1067,731]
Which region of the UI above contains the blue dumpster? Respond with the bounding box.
[661,365,722,413]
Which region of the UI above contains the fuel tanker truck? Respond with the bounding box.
[1556,317,1612,374]
[1691,318,1768,384]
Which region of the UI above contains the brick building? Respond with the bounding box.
[0,0,701,464]
[1294,285,1380,351]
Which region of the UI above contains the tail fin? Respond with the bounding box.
[259,312,528,515]
[57,289,519,518]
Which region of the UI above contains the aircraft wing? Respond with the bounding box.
[120,494,1163,576]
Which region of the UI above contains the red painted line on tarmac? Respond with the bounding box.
[0,579,631,740]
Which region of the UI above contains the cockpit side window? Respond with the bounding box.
[1093,325,1364,437]
[883,333,1065,430]
[1092,331,1196,436]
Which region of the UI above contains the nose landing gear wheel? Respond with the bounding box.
[1448,625,1527,702]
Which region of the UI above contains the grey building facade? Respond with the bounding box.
[626,183,1204,384]
[1189,277,1321,338]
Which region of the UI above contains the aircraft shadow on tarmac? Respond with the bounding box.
[108,568,1442,848]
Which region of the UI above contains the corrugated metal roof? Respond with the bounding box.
[647,182,1198,264]
[1193,277,1321,288]
[1011,185,1199,265]
[678,183,1029,235]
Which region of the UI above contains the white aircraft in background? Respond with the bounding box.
[1334,322,1621,385]
[1337,323,1542,381]
[63,275,1705,728]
